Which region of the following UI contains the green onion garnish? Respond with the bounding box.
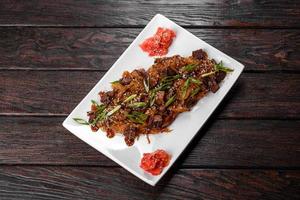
[162,74,182,82]
[181,78,191,99]
[126,111,148,124]
[123,94,137,103]
[165,95,176,107]
[149,91,156,106]
[189,78,201,85]
[143,77,150,93]
[110,80,120,84]
[182,64,197,72]
[215,61,233,72]
[91,100,99,106]
[153,74,182,92]
[201,71,216,77]
[73,118,89,125]
[91,110,107,125]
[190,87,201,98]
[88,100,107,125]
[128,102,147,108]
[92,105,107,124]
[107,105,121,116]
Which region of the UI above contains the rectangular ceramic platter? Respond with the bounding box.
[63,14,244,186]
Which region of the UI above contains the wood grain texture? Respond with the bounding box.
[0,28,299,71]
[0,71,299,118]
[0,117,299,167]
[0,1,299,199]
[0,167,299,200]
[0,0,300,27]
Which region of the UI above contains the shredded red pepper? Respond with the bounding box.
[140,149,171,175]
[140,27,176,56]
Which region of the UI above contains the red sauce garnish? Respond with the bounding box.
[140,149,171,175]
[140,27,176,56]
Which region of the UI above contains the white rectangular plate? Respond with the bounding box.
[63,14,244,186]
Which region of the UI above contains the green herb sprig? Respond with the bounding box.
[201,61,233,78]
[153,74,182,92]
[201,71,216,78]
[107,105,121,116]
[123,94,137,103]
[181,78,191,99]
[149,91,156,106]
[148,74,181,106]
[128,102,147,108]
[91,110,107,126]
[143,77,150,93]
[215,61,233,72]
[73,118,89,125]
[190,87,201,98]
[126,111,148,124]
[90,100,107,125]
[110,80,120,84]
[181,77,202,99]
[182,64,197,72]
[189,78,201,85]
[165,95,176,107]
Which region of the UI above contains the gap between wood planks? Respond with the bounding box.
[1,25,300,29]
[0,163,299,170]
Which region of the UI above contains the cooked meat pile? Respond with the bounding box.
[86,49,232,146]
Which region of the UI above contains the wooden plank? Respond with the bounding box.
[0,167,299,200]
[0,28,299,71]
[0,71,299,118]
[0,0,299,27]
[0,117,299,167]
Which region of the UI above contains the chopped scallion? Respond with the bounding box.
[215,61,233,72]
[91,110,107,125]
[91,100,99,106]
[123,94,137,103]
[182,64,197,71]
[128,102,147,108]
[189,78,201,85]
[143,77,150,92]
[149,91,156,106]
[110,80,120,84]
[126,111,148,124]
[73,118,89,125]
[201,71,216,77]
[165,95,176,107]
[107,105,121,116]
[181,78,191,99]
[190,87,201,98]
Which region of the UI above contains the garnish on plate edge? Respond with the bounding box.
[140,149,171,176]
[139,27,176,56]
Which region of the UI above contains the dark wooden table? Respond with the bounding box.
[1,1,300,199]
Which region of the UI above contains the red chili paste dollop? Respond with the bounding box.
[140,27,176,56]
[140,149,171,175]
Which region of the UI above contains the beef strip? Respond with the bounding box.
[99,91,114,105]
[215,71,226,83]
[192,49,208,60]
[120,77,132,85]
